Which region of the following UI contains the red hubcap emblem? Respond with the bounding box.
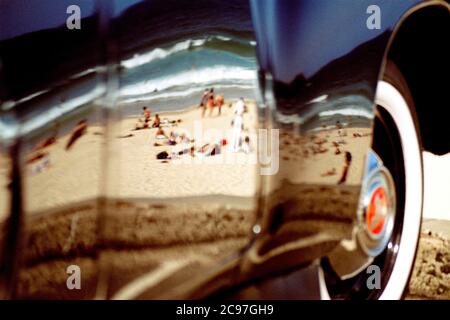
[366,187,388,235]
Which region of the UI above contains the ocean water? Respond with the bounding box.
[118,36,258,115]
[115,0,258,116]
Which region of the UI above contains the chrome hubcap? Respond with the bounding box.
[357,150,396,257]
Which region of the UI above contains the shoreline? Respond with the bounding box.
[117,96,251,118]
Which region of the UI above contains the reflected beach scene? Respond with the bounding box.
[1,0,261,299]
[1,0,448,301]
[100,0,261,298]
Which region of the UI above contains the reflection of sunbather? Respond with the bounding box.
[215,94,224,116]
[167,131,177,145]
[33,124,59,151]
[155,127,167,140]
[34,136,56,152]
[66,120,87,150]
[143,106,151,122]
[199,89,209,118]
[196,140,227,157]
[160,118,177,127]
[135,107,152,130]
[152,114,161,128]
[178,133,191,144]
[26,151,49,164]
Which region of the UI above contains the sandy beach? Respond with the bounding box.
[2,99,260,299]
[12,196,450,299]
[1,99,259,216]
[116,102,259,200]
[0,98,448,300]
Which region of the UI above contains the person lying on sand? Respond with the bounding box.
[156,144,197,160]
[159,118,178,127]
[65,120,87,150]
[153,131,193,146]
[33,125,59,151]
[171,146,195,156]
[194,139,227,157]
[33,136,56,152]
[177,133,192,144]
[26,151,49,165]
[206,140,227,157]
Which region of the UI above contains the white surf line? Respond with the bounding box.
[423,152,450,221]
[111,259,191,300]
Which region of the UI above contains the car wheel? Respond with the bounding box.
[319,60,423,299]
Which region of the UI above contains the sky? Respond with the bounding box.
[423,152,450,221]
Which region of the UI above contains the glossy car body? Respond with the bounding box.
[0,0,449,299]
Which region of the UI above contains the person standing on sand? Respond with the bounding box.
[199,89,209,118]
[143,106,151,122]
[215,94,224,116]
[207,88,215,117]
[234,97,245,116]
[338,151,352,184]
[152,114,161,128]
[134,106,152,130]
[230,98,246,152]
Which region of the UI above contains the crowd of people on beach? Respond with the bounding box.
[25,90,254,171]
[26,119,89,174]
[150,90,253,161]
[199,88,225,117]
